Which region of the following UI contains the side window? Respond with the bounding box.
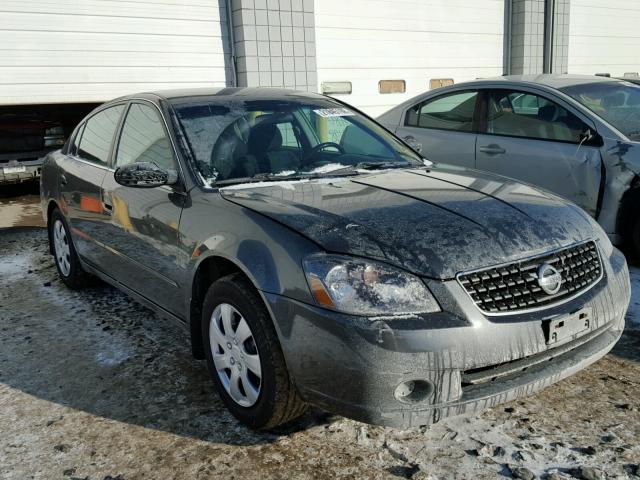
[116,103,174,169]
[487,90,587,143]
[77,105,124,165]
[406,91,478,132]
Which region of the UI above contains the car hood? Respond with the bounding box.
[220,165,597,279]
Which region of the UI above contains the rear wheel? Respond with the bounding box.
[632,215,640,259]
[49,209,88,289]
[202,273,307,429]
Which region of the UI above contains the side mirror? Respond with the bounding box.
[580,129,604,148]
[403,135,423,153]
[114,162,178,188]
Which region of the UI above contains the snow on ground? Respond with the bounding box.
[1,229,639,480]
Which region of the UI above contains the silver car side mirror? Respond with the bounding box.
[403,135,423,153]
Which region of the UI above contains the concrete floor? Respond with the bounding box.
[1,184,639,480]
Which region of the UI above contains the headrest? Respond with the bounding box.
[248,123,282,153]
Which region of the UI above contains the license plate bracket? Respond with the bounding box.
[3,166,27,174]
[546,307,591,346]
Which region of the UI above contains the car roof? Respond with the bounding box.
[114,87,329,103]
[454,74,632,90]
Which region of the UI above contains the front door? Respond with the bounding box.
[100,101,186,316]
[475,89,602,217]
[394,90,480,168]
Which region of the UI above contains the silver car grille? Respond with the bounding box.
[458,240,603,315]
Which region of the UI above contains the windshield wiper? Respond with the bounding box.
[326,161,416,175]
[214,169,359,187]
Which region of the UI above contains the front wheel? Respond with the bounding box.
[202,273,306,429]
[49,208,88,289]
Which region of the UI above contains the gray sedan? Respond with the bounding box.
[378,75,640,255]
[40,88,630,429]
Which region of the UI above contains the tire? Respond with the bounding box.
[202,273,307,429]
[632,216,640,260]
[49,208,88,289]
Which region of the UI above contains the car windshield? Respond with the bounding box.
[560,81,640,140]
[170,97,423,185]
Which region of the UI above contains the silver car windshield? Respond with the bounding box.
[560,81,640,141]
[171,99,423,185]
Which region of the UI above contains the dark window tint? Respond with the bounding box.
[486,90,587,143]
[116,103,174,169]
[407,91,477,132]
[77,105,124,165]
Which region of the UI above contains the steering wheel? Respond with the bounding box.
[301,142,345,166]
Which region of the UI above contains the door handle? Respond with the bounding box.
[60,173,68,186]
[479,144,506,155]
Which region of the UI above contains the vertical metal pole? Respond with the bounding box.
[543,0,555,73]
[503,0,513,75]
[225,0,238,87]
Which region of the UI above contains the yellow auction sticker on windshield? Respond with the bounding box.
[313,108,355,117]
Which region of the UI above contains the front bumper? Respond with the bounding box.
[263,246,630,428]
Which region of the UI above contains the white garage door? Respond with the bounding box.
[568,0,640,77]
[0,0,231,105]
[315,0,505,117]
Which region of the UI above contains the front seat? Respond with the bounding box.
[247,123,282,173]
[246,122,299,174]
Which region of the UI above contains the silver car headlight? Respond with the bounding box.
[303,254,440,316]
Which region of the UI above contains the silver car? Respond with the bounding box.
[378,75,640,256]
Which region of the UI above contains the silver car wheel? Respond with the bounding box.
[210,303,262,407]
[53,219,71,277]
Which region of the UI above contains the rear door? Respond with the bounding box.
[475,89,602,217]
[394,90,480,168]
[58,104,125,267]
[100,101,186,316]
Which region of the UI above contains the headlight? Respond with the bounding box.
[303,254,440,316]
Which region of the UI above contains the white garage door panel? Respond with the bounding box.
[315,0,504,117]
[568,0,640,76]
[2,0,222,20]
[2,31,228,54]
[0,1,230,105]
[1,12,221,37]
[0,82,217,104]
[2,51,227,68]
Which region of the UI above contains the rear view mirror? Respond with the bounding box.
[114,162,178,188]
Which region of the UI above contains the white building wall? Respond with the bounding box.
[568,0,640,77]
[314,0,505,117]
[0,0,231,105]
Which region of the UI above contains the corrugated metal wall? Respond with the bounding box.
[568,0,640,77]
[314,0,505,117]
[0,0,232,105]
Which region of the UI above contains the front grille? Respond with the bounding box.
[458,240,602,314]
